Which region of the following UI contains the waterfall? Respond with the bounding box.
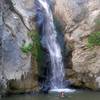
[35,0,65,89]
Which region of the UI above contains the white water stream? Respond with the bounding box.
[37,0,64,89]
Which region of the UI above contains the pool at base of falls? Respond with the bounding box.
[49,88,75,93]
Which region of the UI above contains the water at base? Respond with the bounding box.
[50,88,75,93]
[1,90,100,100]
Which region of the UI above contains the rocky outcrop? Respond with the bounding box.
[54,0,100,90]
[0,0,38,95]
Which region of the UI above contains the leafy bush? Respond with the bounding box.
[88,31,100,47]
[21,43,33,54]
[21,30,38,54]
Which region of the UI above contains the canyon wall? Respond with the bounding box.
[54,0,100,90]
[0,0,38,95]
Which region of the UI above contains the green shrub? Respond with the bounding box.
[21,30,39,54]
[88,31,100,47]
[21,43,33,54]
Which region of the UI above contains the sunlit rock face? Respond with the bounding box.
[0,0,38,94]
[54,0,100,90]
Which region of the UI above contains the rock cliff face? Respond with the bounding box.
[54,0,100,90]
[0,0,38,95]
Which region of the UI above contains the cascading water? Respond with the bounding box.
[34,0,65,89]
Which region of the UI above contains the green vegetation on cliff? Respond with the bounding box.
[30,30,44,64]
[88,32,100,48]
[21,43,33,54]
[29,30,45,78]
[87,15,100,48]
[21,30,43,62]
[20,30,45,79]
